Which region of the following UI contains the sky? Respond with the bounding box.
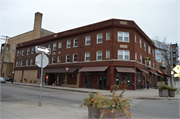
[0,0,180,59]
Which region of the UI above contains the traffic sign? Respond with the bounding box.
[35,54,49,68]
[35,46,51,55]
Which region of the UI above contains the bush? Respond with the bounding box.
[112,84,119,90]
[159,85,169,90]
[168,86,177,91]
[80,91,132,119]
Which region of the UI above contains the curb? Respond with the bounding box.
[138,97,180,100]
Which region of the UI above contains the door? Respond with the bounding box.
[84,76,92,88]
[120,76,127,90]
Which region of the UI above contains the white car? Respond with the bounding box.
[0,77,6,83]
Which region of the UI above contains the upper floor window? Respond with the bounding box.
[73,38,78,47]
[106,32,110,40]
[135,52,137,60]
[148,46,151,54]
[85,36,91,45]
[22,50,24,56]
[144,42,146,51]
[140,54,142,63]
[66,54,70,62]
[139,38,142,48]
[153,62,154,68]
[52,56,56,64]
[16,61,18,66]
[27,48,30,55]
[106,50,110,58]
[73,54,77,62]
[96,51,102,60]
[26,60,29,66]
[67,40,71,48]
[153,50,154,57]
[97,33,103,43]
[85,52,90,61]
[57,56,61,62]
[149,60,151,67]
[135,35,137,43]
[117,32,129,42]
[58,42,62,48]
[118,50,130,60]
[17,50,19,56]
[53,43,57,51]
[21,60,23,66]
[31,47,34,54]
[48,44,51,49]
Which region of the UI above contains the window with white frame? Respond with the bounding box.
[140,54,142,63]
[52,56,56,64]
[145,61,147,65]
[135,52,137,60]
[30,59,33,65]
[66,54,70,62]
[58,42,62,48]
[57,56,61,62]
[153,62,154,68]
[85,52,90,61]
[73,54,77,62]
[106,50,110,58]
[97,33,103,43]
[16,61,18,66]
[96,51,102,60]
[67,40,71,48]
[31,47,34,54]
[106,32,110,40]
[27,48,30,55]
[135,35,137,43]
[73,38,78,47]
[148,46,151,54]
[144,42,146,51]
[48,44,51,49]
[53,43,57,51]
[22,50,24,56]
[85,36,91,45]
[26,60,29,66]
[118,50,130,60]
[139,38,142,48]
[149,60,151,67]
[17,50,19,56]
[117,32,129,42]
[21,60,23,66]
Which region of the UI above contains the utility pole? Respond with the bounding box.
[170,43,174,86]
[1,36,9,77]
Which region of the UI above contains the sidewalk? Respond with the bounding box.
[7,82,180,100]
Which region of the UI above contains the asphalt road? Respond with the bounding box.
[1,83,180,119]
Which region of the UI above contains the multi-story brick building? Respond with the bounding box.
[14,19,160,90]
[170,43,179,67]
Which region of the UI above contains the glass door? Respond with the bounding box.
[120,76,127,90]
[84,76,92,88]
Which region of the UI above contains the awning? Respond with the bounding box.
[150,71,161,76]
[44,67,78,73]
[79,66,108,72]
[115,67,136,73]
[157,70,163,74]
[137,68,148,74]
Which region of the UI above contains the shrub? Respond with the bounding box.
[33,80,37,83]
[168,86,177,91]
[30,80,32,83]
[159,85,169,90]
[80,91,132,119]
[112,84,119,90]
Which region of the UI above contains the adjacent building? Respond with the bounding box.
[170,43,179,67]
[14,19,160,90]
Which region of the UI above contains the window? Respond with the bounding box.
[73,38,78,47]
[153,50,154,57]
[139,38,142,48]
[17,50,19,56]
[16,61,18,66]
[27,48,30,55]
[30,59,33,65]
[31,47,34,54]
[22,50,24,56]
[144,42,146,51]
[58,42,62,48]
[135,35,137,43]
[67,40,71,48]
[13,46,15,51]
[161,57,165,62]
[106,32,110,40]
[48,44,51,49]
[148,46,151,54]
[52,56,56,64]
[57,56,61,62]
[26,60,29,66]
[118,50,130,60]
[53,43,57,51]
[85,36,90,45]
[145,61,147,65]
[73,54,77,62]
[96,51,102,60]
[97,33,103,43]
[21,60,23,66]
[85,52,90,61]
[106,50,110,58]
[66,54,70,62]
[140,54,142,63]
[149,60,151,67]
[117,32,129,42]
[135,52,137,60]
[153,62,154,68]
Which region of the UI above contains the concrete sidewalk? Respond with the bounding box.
[7,82,180,100]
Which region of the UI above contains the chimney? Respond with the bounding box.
[32,12,43,39]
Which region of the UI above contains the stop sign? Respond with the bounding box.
[35,54,49,68]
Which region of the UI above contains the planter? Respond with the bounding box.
[159,90,168,97]
[169,91,175,97]
[88,107,131,119]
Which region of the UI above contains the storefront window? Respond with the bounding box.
[136,72,141,89]
[115,73,120,85]
[67,74,77,85]
[85,72,92,75]
[127,74,131,87]
[98,72,107,75]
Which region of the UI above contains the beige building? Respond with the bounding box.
[0,12,54,79]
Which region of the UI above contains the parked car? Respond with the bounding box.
[0,77,6,83]
[6,77,12,81]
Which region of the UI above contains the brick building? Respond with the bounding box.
[14,19,160,90]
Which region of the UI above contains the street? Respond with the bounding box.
[0,83,180,119]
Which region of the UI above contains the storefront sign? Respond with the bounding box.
[143,57,150,62]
